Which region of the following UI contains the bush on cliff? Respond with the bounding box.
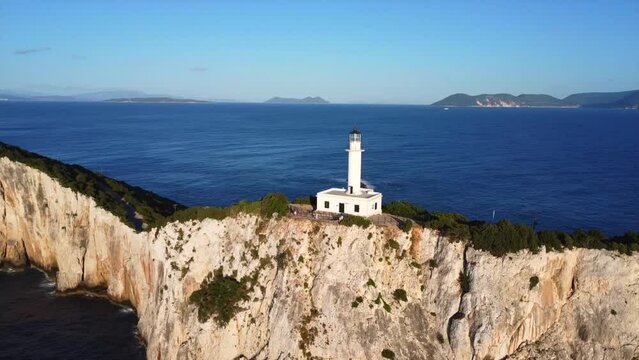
[470,220,539,256]
[338,215,371,228]
[426,211,472,241]
[383,201,430,222]
[189,267,250,326]
[260,192,289,217]
[0,142,183,230]
[400,219,413,233]
[293,196,312,205]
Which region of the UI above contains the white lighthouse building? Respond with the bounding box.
[316,129,382,217]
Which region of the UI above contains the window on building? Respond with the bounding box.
[374,202,378,210]
[354,205,360,213]
[324,201,330,209]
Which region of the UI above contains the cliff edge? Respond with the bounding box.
[1,156,638,360]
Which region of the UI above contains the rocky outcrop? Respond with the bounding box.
[1,156,638,360]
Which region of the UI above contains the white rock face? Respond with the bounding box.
[1,157,638,360]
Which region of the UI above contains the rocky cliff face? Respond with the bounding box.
[1,157,638,360]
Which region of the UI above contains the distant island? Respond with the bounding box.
[105,97,209,103]
[265,96,330,104]
[432,90,639,109]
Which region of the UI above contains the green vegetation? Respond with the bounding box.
[381,349,396,359]
[293,196,312,205]
[383,201,429,221]
[426,212,471,241]
[529,276,539,290]
[152,193,290,228]
[400,219,413,233]
[392,288,408,302]
[351,296,364,308]
[388,200,639,257]
[385,239,400,251]
[366,278,376,287]
[260,192,289,217]
[0,141,183,230]
[338,215,371,228]
[189,267,250,326]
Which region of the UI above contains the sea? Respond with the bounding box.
[0,102,638,358]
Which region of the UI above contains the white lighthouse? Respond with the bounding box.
[347,129,363,195]
[316,129,382,217]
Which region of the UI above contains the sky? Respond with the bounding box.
[1,1,638,104]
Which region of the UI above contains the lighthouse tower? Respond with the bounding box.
[316,128,383,217]
[347,128,363,195]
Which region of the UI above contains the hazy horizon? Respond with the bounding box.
[2,1,638,104]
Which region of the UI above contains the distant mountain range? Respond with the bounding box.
[265,96,330,104]
[105,97,209,103]
[0,90,212,103]
[432,90,639,109]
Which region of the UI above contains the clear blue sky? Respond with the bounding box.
[1,1,638,104]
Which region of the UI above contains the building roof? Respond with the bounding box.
[317,187,381,199]
[350,128,361,135]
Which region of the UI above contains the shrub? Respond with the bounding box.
[156,206,229,227]
[293,196,311,205]
[351,296,364,308]
[470,220,539,256]
[385,239,400,250]
[538,230,563,251]
[426,212,471,241]
[189,267,250,326]
[381,349,396,359]
[260,192,289,217]
[393,288,408,302]
[400,219,413,233]
[436,332,445,344]
[339,215,371,228]
[529,276,539,290]
[383,201,430,222]
[275,250,291,270]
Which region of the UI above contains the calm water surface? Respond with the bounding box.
[1,102,638,359]
[0,268,144,360]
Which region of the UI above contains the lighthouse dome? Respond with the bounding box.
[349,128,361,142]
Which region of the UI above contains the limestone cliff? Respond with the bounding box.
[1,156,638,360]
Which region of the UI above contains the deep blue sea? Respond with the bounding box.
[0,268,144,360]
[1,102,637,234]
[0,102,638,359]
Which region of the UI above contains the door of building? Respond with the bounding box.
[339,203,345,213]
